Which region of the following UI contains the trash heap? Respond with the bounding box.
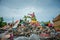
[13,12,56,39]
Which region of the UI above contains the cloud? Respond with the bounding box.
[0,0,60,22]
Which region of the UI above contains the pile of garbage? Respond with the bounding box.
[12,12,60,40]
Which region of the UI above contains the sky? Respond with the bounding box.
[0,0,60,23]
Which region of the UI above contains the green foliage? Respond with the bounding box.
[44,21,50,24]
[0,17,7,28]
[1,22,7,27]
[0,17,3,22]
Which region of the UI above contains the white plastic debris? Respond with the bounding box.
[29,34,40,40]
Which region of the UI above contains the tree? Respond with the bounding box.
[43,21,50,26]
[0,17,3,22]
[0,17,7,28]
